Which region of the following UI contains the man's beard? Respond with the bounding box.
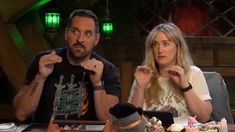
[67,43,92,61]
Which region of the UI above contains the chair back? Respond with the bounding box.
[203,71,234,123]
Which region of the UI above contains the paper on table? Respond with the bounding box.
[173,116,188,126]
[85,125,104,131]
[15,124,30,132]
[0,122,17,131]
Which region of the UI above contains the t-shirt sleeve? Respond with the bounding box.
[102,64,121,98]
[189,66,211,101]
[24,55,40,85]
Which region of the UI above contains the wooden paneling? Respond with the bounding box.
[218,50,235,66]
[191,50,214,66]
[187,37,235,76]
[120,62,134,102]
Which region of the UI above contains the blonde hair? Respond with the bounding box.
[143,22,193,107]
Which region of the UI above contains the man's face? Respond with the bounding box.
[65,16,100,60]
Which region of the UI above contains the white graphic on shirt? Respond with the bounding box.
[144,77,189,117]
[53,73,88,119]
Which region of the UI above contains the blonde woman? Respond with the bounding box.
[128,23,212,123]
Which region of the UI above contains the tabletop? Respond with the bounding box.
[15,123,235,132]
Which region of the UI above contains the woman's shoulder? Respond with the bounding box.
[187,65,207,82]
[189,65,202,72]
[188,65,204,77]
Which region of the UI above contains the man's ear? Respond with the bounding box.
[64,27,69,40]
[94,33,100,46]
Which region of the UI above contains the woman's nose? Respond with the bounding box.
[158,44,163,52]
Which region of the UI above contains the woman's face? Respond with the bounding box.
[152,32,177,68]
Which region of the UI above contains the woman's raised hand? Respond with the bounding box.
[135,65,152,89]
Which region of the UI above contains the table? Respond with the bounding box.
[16,120,105,132]
[15,123,235,132]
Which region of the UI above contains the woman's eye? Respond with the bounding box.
[163,42,169,46]
[151,42,158,47]
[163,41,172,46]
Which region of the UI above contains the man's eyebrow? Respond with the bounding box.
[71,26,93,32]
[70,26,78,30]
[85,29,93,32]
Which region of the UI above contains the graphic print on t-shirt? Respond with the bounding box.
[52,73,88,119]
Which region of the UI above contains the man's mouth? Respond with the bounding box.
[73,43,85,49]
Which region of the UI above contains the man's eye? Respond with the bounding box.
[85,31,93,37]
[72,30,79,34]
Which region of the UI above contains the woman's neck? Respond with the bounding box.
[158,65,171,78]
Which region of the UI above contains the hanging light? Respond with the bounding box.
[102,0,113,38]
[44,8,60,32]
[102,21,113,35]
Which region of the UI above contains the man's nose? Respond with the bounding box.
[76,33,85,42]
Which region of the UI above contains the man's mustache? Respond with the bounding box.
[73,43,85,49]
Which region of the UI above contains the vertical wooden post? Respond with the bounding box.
[120,62,135,102]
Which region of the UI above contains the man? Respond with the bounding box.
[13,9,120,123]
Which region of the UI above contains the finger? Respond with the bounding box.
[137,66,152,74]
[49,51,62,63]
[80,59,102,74]
[50,50,56,55]
[41,54,62,65]
[167,70,179,76]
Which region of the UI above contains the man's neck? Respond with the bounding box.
[67,52,91,66]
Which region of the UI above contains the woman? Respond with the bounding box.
[128,22,212,122]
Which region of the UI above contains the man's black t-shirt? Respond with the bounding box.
[24,48,120,123]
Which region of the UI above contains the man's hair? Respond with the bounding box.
[67,9,99,33]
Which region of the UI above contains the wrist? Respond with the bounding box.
[36,73,47,81]
[93,81,104,91]
[181,83,192,92]
[136,85,146,92]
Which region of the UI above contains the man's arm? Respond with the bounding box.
[93,87,119,121]
[12,73,46,121]
[13,51,62,121]
[80,58,120,121]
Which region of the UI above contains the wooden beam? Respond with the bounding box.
[0,0,50,22]
[0,20,27,92]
